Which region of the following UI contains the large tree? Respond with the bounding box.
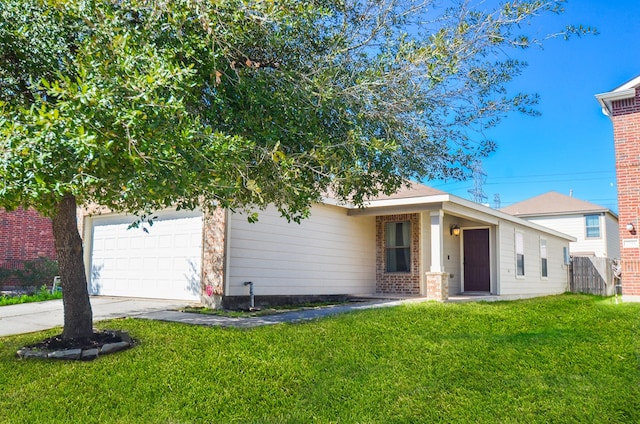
[0,0,592,339]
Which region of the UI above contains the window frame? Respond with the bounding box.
[515,231,525,278]
[585,214,601,239]
[540,238,548,279]
[385,221,411,273]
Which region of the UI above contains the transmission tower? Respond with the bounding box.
[494,193,501,209]
[468,160,488,204]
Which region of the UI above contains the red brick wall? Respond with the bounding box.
[0,208,56,261]
[611,87,640,297]
[376,214,421,295]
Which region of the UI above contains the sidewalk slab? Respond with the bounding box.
[1,296,432,337]
[0,297,192,337]
[136,299,410,328]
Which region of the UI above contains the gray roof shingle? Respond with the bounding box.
[500,191,610,217]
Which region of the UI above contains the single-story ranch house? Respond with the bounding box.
[81,183,576,307]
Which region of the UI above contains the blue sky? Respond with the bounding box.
[429,0,640,213]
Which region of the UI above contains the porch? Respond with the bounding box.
[368,208,500,301]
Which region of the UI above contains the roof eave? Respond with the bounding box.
[595,88,636,117]
[513,208,611,218]
[334,192,576,241]
[360,193,452,208]
[446,195,577,241]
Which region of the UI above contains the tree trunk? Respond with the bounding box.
[51,194,93,339]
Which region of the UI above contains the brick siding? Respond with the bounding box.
[0,208,56,261]
[376,213,420,295]
[611,87,640,297]
[201,208,226,307]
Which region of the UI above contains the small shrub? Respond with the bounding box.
[0,285,62,306]
[14,258,59,289]
[0,257,58,292]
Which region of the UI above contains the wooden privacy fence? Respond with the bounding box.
[570,256,618,296]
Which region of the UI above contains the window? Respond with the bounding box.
[386,221,411,272]
[585,214,601,238]
[540,239,548,278]
[515,231,525,277]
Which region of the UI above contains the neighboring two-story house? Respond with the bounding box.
[501,192,619,259]
[596,75,640,301]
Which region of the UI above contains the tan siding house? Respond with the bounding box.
[227,204,376,297]
[497,222,569,296]
[83,183,575,307]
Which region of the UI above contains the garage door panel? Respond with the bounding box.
[104,238,117,251]
[174,234,190,248]
[89,213,202,301]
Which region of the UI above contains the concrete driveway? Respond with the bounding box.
[0,297,191,337]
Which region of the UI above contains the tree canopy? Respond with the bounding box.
[0,0,593,338]
[1,0,593,219]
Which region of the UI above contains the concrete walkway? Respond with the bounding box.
[1,296,424,336]
[1,294,517,337]
[136,298,412,329]
[0,297,191,337]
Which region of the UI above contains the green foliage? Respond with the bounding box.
[0,285,62,306]
[0,0,595,221]
[12,258,59,289]
[0,258,58,290]
[0,267,12,284]
[0,295,637,422]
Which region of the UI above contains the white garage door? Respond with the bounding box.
[89,211,203,301]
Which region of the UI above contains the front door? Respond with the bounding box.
[463,228,490,292]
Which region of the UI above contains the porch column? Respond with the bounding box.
[425,271,449,302]
[430,210,445,272]
[427,210,449,301]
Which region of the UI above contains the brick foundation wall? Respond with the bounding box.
[376,213,420,295]
[611,87,640,297]
[0,208,56,261]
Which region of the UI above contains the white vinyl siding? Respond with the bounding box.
[443,215,462,296]
[227,204,376,296]
[498,222,568,297]
[605,214,621,258]
[526,214,618,258]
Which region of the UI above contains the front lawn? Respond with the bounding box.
[0,294,638,423]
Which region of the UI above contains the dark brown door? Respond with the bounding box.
[463,229,490,292]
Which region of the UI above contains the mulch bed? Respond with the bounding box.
[30,330,127,350]
[17,330,135,361]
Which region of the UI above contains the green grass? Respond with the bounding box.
[0,294,638,423]
[0,285,62,306]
